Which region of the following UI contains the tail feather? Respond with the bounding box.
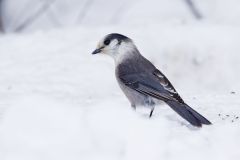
[165,101,211,127]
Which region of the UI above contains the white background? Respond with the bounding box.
[0,0,240,160]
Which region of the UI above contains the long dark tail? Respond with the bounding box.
[165,101,211,127]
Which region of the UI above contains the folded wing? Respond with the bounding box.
[119,70,211,127]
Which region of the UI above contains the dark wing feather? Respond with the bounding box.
[119,72,181,103]
[120,68,185,104]
[153,69,184,103]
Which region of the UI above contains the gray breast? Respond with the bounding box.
[115,56,160,107]
[116,76,148,106]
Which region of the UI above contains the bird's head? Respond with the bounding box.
[92,33,138,63]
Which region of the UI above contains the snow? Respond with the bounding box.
[1,0,240,159]
[0,25,239,160]
[0,94,240,160]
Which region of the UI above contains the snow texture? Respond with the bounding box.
[0,0,240,160]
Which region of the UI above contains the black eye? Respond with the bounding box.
[104,39,110,45]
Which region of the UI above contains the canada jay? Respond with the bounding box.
[92,33,211,127]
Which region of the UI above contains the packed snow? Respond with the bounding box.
[0,0,240,160]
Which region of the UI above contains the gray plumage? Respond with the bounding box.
[92,33,211,127]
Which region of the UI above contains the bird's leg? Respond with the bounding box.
[145,97,155,118]
[131,104,136,110]
[149,107,154,118]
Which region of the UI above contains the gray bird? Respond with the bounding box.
[92,33,211,127]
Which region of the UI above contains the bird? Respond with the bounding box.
[92,33,211,127]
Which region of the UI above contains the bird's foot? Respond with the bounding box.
[149,108,154,118]
[131,104,136,110]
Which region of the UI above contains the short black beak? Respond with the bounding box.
[92,47,103,55]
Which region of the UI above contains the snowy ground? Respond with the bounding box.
[0,23,240,160]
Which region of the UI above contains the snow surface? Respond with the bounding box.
[0,0,240,159]
[0,25,239,160]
